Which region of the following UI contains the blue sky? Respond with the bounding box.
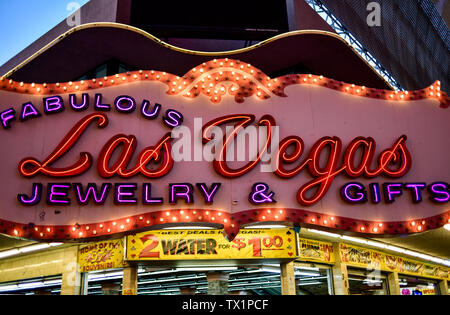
[0,0,90,66]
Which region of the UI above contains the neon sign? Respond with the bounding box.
[0,58,449,241]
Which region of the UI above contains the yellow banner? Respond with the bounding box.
[298,238,335,263]
[339,243,450,281]
[126,229,297,260]
[78,239,128,272]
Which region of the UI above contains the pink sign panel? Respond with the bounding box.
[0,59,449,241]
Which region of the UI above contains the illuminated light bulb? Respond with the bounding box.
[86,226,90,230]
[262,216,266,220]
[400,94,404,99]
[79,232,83,237]
[160,218,164,222]
[267,209,271,213]
[417,225,422,231]
[172,217,177,221]
[274,215,279,219]
[104,76,108,80]
[319,75,323,80]
[193,211,197,215]
[145,74,148,78]
[20,82,24,87]
[13,230,18,235]
[311,218,315,223]
[36,88,41,92]
[229,62,234,66]
[107,229,111,233]
[324,220,328,225]
[437,93,441,97]
[110,80,115,84]
[63,86,67,91]
[279,210,283,214]
[330,217,335,221]
[166,211,170,216]
[356,89,360,93]
[308,74,312,78]
[93,230,97,235]
[31,83,35,88]
[373,227,378,232]
[211,217,215,221]
[378,223,383,227]
[120,225,125,230]
[185,216,190,220]
[303,78,307,82]
[156,75,160,79]
[72,227,76,232]
[313,78,317,83]
[199,69,204,73]
[115,74,119,78]
[404,91,408,95]
[192,68,196,72]
[126,218,130,223]
[430,86,434,90]
[35,227,39,231]
[99,224,104,228]
[75,86,79,90]
[411,221,416,226]
[146,220,150,224]
[205,211,209,215]
[112,221,117,226]
[224,219,228,223]
[162,72,166,76]
[40,233,44,237]
[430,92,434,96]
[389,94,394,98]
[257,92,261,96]
[186,92,191,96]
[99,82,103,86]
[345,87,350,91]
[47,228,51,232]
[178,86,182,90]
[214,96,218,101]
[122,77,126,81]
[218,212,222,216]
[360,226,365,231]
[68,82,73,86]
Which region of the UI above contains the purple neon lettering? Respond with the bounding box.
[18,183,42,205]
[405,183,426,202]
[69,94,89,110]
[44,96,64,113]
[170,184,192,203]
[75,184,110,204]
[343,183,365,202]
[369,183,380,203]
[141,101,161,119]
[143,183,163,204]
[385,183,402,202]
[115,184,137,203]
[164,110,183,127]
[430,183,450,202]
[197,183,220,203]
[94,94,110,110]
[0,108,15,129]
[21,103,41,121]
[115,96,136,112]
[49,184,70,204]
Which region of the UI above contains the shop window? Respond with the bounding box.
[399,277,439,295]
[348,268,389,295]
[294,263,333,295]
[0,275,62,295]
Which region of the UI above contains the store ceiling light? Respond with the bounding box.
[0,242,62,260]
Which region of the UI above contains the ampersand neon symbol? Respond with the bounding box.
[249,182,276,204]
